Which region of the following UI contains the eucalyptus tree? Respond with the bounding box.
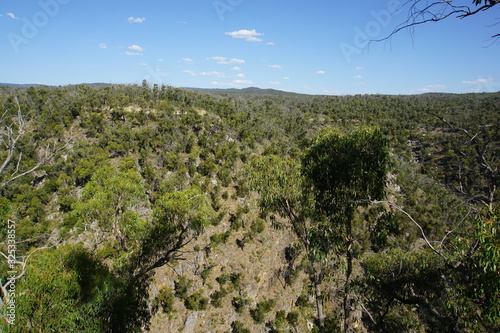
[302,127,389,332]
[245,155,330,329]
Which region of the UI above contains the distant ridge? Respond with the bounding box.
[0,83,46,88]
[0,83,113,88]
[182,86,311,97]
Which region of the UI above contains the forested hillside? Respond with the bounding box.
[0,84,498,332]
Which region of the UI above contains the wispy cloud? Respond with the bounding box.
[200,71,226,77]
[355,66,364,70]
[316,70,326,75]
[182,58,193,64]
[128,45,144,52]
[354,75,362,79]
[416,85,447,93]
[236,73,246,78]
[183,70,197,76]
[462,78,494,85]
[125,45,144,56]
[99,43,107,49]
[269,81,281,85]
[233,80,252,84]
[6,12,19,20]
[225,29,264,42]
[212,80,253,87]
[210,56,245,65]
[231,66,242,71]
[268,65,282,69]
[128,16,145,23]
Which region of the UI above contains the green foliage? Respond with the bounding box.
[250,218,266,235]
[1,84,498,332]
[210,231,231,247]
[210,287,228,308]
[231,320,251,333]
[184,291,209,310]
[232,295,251,313]
[0,197,11,239]
[155,287,175,313]
[174,276,192,299]
[0,246,110,332]
[287,311,300,326]
[132,185,214,276]
[245,155,303,218]
[303,127,389,215]
[70,163,147,263]
[250,299,276,324]
[361,248,449,331]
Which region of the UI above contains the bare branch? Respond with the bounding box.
[0,246,53,305]
[373,1,499,43]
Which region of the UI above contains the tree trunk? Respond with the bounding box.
[313,263,325,331]
[343,219,354,333]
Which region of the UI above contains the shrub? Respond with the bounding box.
[156,287,175,313]
[184,291,209,310]
[232,295,251,314]
[174,276,192,299]
[250,299,276,323]
[231,320,251,333]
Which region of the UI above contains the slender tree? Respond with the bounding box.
[302,127,389,332]
[245,156,330,328]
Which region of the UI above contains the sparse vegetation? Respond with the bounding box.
[0,84,498,332]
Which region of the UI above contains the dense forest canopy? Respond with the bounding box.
[0,84,498,332]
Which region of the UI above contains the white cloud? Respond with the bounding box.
[269,81,281,85]
[6,13,19,20]
[176,21,188,24]
[265,42,275,46]
[231,66,242,71]
[99,43,107,49]
[283,77,290,80]
[236,73,246,78]
[233,80,253,84]
[228,58,245,64]
[225,29,264,42]
[210,56,245,65]
[184,70,197,76]
[128,45,144,52]
[200,71,226,77]
[182,58,193,64]
[268,65,282,69]
[462,78,494,85]
[157,58,164,62]
[210,56,226,62]
[125,52,143,56]
[138,63,148,66]
[417,85,447,92]
[355,66,364,70]
[413,84,447,93]
[316,70,326,75]
[354,75,362,79]
[211,80,253,87]
[128,16,145,23]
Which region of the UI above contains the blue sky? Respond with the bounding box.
[1,0,498,95]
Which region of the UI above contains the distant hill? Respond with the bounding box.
[0,83,113,88]
[182,86,311,97]
[0,83,46,88]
